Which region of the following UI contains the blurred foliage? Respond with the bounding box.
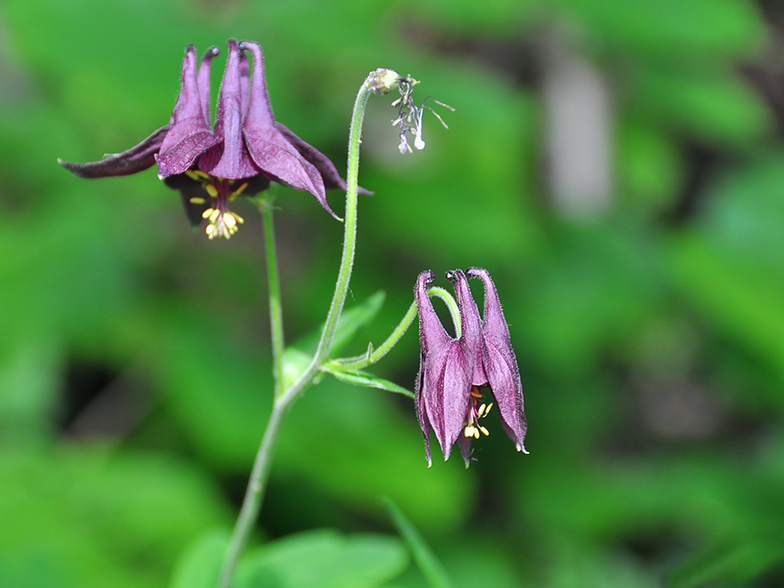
[2,0,784,586]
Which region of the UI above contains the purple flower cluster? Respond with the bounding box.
[415,268,527,466]
[60,40,361,238]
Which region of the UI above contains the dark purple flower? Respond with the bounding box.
[414,268,527,467]
[60,40,363,238]
[465,267,527,454]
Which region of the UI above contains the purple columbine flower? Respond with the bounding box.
[414,268,527,467]
[60,40,364,239]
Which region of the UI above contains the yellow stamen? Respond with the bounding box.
[189,197,206,205]
[229,182,249,201]
[185,170,209,181]
[202,208,215,219]
[205,184,219,198]
[464,426,475,438]
[479,426,489,436]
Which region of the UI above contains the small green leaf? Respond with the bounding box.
[280,347,313,391]
[291,291,386,357]
[380,496,454,588]
[669,537,784,588]
[169,530,229,588]
[280,291,387,390]
[234,529,408,588]
[326,367,414,398]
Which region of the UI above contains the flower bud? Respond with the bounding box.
[367,68,401,95]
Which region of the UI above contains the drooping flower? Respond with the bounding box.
[465,267,527,455]
[60,40,364,238]
[414,269,479,466]
[414,268,527,467]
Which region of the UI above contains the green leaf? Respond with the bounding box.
[293,291,387,357]
[280,347,314,392]
[669,537,784,588]
[169,531,229,588]
[234,529,408,588]
[380,497,454,588]
[281,291,387,388]
[326,368,414,398]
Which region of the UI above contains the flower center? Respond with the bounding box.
[463,387,493,439]
[186,170,247,239]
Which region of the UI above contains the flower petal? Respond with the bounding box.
[447,269,487,387]
[435,344,473,458]
[59,126,169,178]
[199,39,259,179]
[156,45,220,178]
[414,271,448,466]
[239,41,339,219]
[467,267,527,452]
[275,122,373,196]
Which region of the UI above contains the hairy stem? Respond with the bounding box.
[262,206,285,398]
[216,72,378,588]
[328,300,418,370]
[216,399,287,588]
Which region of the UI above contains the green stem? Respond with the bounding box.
[216,399,287,588]
[262,206,285,398]
[277,74,372,407]
[328,284,460,372]
[216,73,379,588]
[428,287,461,338]
[328,300,418,371]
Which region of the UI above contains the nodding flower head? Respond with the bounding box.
[60,40,369,239]
[414,268,527,467]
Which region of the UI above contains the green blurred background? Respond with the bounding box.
[2,0,784,586]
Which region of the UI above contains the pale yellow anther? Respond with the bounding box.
[473,428,480,439]
[485,402,493,416]
[209,209,220,223]
[189,197,206,205]
[224,214,236,230]
[479,426,489,436]
[202,208,215,219]
[478,403,487,418]
[229,182,249,201]
[205,184,219,198]
[186,170,209,181]
[464,426,475,438]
